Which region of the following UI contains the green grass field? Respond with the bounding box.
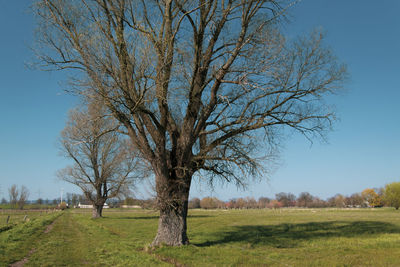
[0,210,57,227]
[1,208,400,266]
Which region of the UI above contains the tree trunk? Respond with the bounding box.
[152,199,189,246]
[92,204,103,218]
[152,170,192,246]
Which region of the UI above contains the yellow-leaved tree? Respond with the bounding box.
[361,188,383,208]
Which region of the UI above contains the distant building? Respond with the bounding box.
[77,202,109,209]
[121,205,142,209]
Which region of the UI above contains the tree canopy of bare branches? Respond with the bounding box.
[8,185,29,209]
[8,185,19,208]
[58,100,145,218]
[34,0,347,245]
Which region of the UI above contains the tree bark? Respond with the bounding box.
[152,170,192,246]
[92,204,103,218]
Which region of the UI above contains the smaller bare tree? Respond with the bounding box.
[8,185,30,209]
[8,185,19,209]
[297,192,314,208]
[58,100,146,218]
[17,186,30,210]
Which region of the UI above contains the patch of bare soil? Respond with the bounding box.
[44,222,54,234]
[44,215,59,234]
[154,254,188,267]
[141,247,187,267]
[9,249,36,267]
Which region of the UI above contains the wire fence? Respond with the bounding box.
[0,209,57,228]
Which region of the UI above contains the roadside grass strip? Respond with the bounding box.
[0,211,62,266]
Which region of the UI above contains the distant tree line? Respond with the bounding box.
[1,184,67,209]
[187,183,400,210]
[3,182,400,211]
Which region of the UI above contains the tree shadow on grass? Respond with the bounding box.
[195,221,400,248]
[188,215,214,218]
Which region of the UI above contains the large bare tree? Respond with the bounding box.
[58,100,145,218]
[34,0,347,245]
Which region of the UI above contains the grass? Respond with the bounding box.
[0,211,62,265]
[0,204,58,210]
[26,211,167,267]
[159,208,400,266]
[2,208,400,266]
[0,210,55,227]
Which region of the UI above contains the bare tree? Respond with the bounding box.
[8,185,29,209]
[258,197,271,208]
[275,192,296,207]
[188,197,201,209]
[58,100,145,218]
[296,192,313,208]
[34,0,347,245]
[8,185,19,208]
[344,193,363,207]
[37,198,44,205]
[18,186,30,210]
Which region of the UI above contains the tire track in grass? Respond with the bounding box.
[8,248,36,267]
[43,219,56,234]
[8,213,61,267]
[27,212,171,266]
[26,212,95,266]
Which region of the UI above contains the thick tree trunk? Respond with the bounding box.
[92,204,103,218]
[152,199,189,246]
[152,170,192,246]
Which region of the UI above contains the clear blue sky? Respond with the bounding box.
[0,0,399,201]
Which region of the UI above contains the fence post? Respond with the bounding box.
[23,215,28,221]
[6,215,10,224]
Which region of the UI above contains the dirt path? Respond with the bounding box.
[9,212,175,266]
[43,219,56,233]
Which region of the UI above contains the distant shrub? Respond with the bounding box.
[141,198,157,209]
[58,202,68,210]
[267,200,283,209]
[123,197,142,206]
[188,198,201,209]
[200,197,225,209]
